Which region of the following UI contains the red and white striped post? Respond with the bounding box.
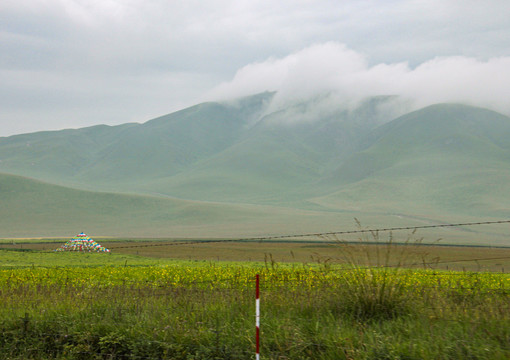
[255,274,260,360]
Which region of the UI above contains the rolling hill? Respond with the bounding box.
[0,92,274,191]
[145,96,395,204]
[0,172,353,238]
[314,104,510,218]
[1,94,510,243]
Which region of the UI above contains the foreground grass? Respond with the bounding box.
[0,258,509,359]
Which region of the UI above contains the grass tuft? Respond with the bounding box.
[324,220,436,321]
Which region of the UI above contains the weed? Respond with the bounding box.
[322,220,437,321]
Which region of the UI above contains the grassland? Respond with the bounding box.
[2,239,510,272]
[0,239,509,359]
[2,102,510,244]
[1,171,509,246]
[0,173,358,239]
[2,94,510,358]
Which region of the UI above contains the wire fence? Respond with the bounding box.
[2,219,509,251]
[1,219,509,358]
[100,219,510,250]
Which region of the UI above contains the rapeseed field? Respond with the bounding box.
[0,256,508,359]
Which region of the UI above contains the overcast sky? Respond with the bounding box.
[1,0,510,136]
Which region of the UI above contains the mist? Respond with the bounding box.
[209,42,510,119]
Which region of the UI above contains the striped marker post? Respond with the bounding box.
[256,274,260,360]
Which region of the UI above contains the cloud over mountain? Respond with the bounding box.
[2,1,510,136]
[209,42,510,116]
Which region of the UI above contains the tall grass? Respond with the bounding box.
[322,221,440,321]
[0,259,508,359]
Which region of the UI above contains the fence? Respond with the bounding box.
[1,219,509,358]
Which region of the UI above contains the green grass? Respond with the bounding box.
[0,249,161,268]
[2,101,510,245]
[0,172,355,239]
[0,257,508,359]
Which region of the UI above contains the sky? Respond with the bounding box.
[1,0,510,136]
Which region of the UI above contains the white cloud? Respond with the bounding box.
[208,43,510,117]
[2,0,510,135]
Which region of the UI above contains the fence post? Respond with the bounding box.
[256,274,260,360]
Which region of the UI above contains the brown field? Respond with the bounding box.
[2,238,510,272]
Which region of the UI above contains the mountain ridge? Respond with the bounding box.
[1,94,510,241]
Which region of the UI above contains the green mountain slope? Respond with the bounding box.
[0,173,352,238]
[0,93,396,202]
[144,96,397,204]
[0,92,274,191]
[314,104,510,218]
[1,97,510,243]
[0,172,234,237]
[0,124,138,186]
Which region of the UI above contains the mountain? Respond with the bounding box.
[0,93,398,201]
[164,95,394,203]
[313,104,510,218]
[1,95,510,243]
[0,92,274,191]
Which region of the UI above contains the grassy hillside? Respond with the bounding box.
[80,99,268,186]
[314,104,510,220]
[0,172,227,237]
[1,98,510,244]
[143,96,398,203]
[0,92,274,191]
[0,124,138,187]
[0,94,400,199]
[1,172,508,245]
[0,172,357,239]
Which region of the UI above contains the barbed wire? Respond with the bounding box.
[1,219,508,359]
[104,219,510,249]
[242,219,510,241]
[1,219,508,252]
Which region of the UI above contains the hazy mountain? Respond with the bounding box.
[143,96,399,203]
[0,93,398,199]
[314,104,510,218]
[0,172,353,238]
[0,92,274,191]
[1,94,510,241]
